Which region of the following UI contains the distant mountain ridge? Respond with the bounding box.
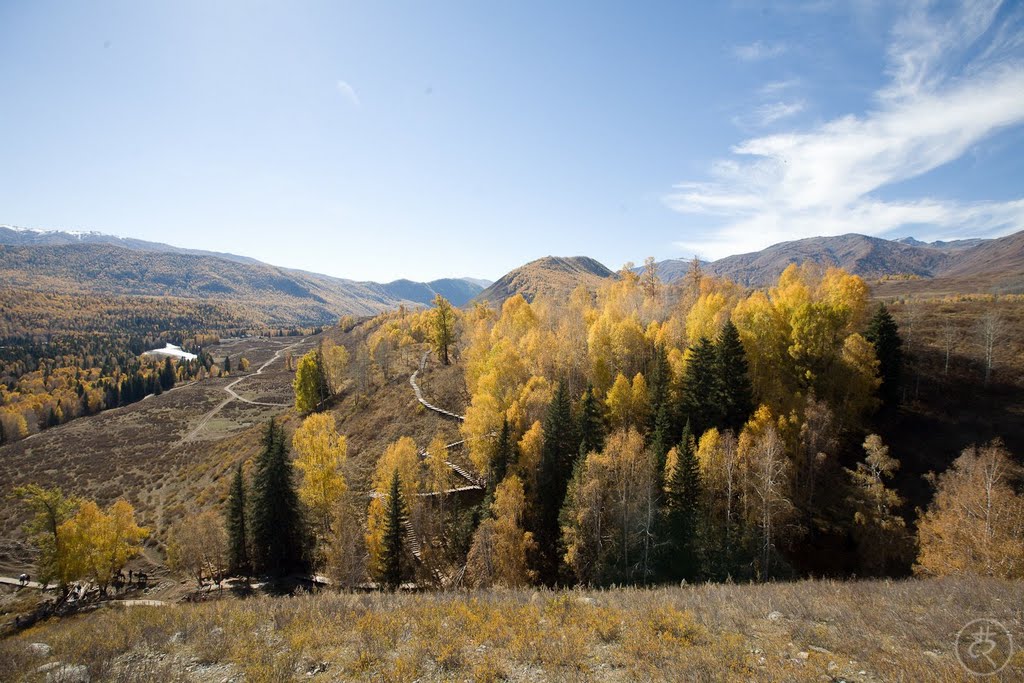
[4,225,1021,322]
[639,231,1024,293]
[0,224,264,265]
[0,226,491,324]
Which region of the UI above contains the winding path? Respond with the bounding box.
[396,350,488,572]
[181,338,307,443]
[409,351,465,421]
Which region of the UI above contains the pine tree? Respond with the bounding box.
[577,383,606,456]
[865,304,902,413]
[715,321,753,432]
[379,469,409,590]
[679,337,721,437]
[647,344,672,435]
[160,357,176,391]
[226,463,249,576]
[223,355,231,374]
[534,382,579,584]
[650,403,672,479]
[0,417,5,445]
[249,419,305,576]
[488,417,515,496]
[663,421,702,581]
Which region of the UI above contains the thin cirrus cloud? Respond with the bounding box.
[733,40,788,62]
[669,1,1024,259]
[739,100,806,128]
[335,80,361,106]
[759,78,801,96]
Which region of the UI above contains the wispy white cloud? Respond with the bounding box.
[734,40,788,62]
[335,80,360,106]
[668,1,1024,259]
[745,100,806,127]
[759,78,801,96]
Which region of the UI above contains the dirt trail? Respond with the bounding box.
[0,576,51,590]
[181,338,306,443]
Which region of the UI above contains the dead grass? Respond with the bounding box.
[2,576,1021,681]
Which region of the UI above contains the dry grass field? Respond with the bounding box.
[2,576,1021,682]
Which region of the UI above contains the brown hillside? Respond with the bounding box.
[473,255,614,305]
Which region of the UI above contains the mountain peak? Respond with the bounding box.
[474,256,614,305]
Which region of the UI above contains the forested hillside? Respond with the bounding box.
[172,259,1024,595]
[0,288,319,443]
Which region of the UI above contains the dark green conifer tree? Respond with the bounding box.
[534,382,579,585]
[679,336,721,438]
[577,383,605,456]
[650,402,673,480]
[646,344,672,436]
[160,357,176,391]
[488,416,515,496]
[865,303,903,413]
[249,419,305,576]
[226,463,249,576]
[379,469,409,590]
[663,421,702,581]
[715,321,753,432]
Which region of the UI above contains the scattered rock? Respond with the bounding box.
[28,642,52,657]
[45,663,89,683]
[796,651,810,660]
[168,631,185,645]
[809,645,831,655]
[305,661,329,676]
[767,610,783,622]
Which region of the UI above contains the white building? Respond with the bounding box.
[142,343,198,361]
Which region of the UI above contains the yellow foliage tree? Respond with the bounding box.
[293,412,349,534]
[490,475,537,587]
[686,291,728,345]
[605,372,648,432]
[916,440,1024,578]
[321,339,350,396]
[167,509,227,587]
[425,432,453,494]
[605,373,633,431]
[60,499,148,594]
[629,372,649,432]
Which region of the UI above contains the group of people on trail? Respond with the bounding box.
[13,568,148,594]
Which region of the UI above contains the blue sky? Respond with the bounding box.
[1,1,1023,282]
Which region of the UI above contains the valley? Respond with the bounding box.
[1,229,1022,683]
